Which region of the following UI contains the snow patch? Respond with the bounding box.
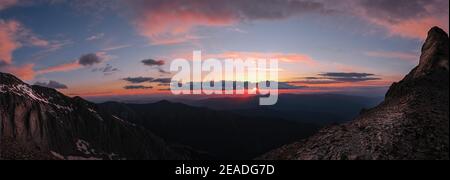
[88,108,97,113]
[0,84,53,104]
[53,104,73,112]
[16,84,49,103]
[73,139,124,160]
[1,83,73,113]
[112,115,136,127]
[88,108,104,121]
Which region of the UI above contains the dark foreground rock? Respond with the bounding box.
[260,27,449,160]
[0,73,188,160]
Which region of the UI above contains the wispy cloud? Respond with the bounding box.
[228,27,248,34]
[101,44,131,52]
[29,39,73,62]
[86,33,105,41]
[291,72,382,85]
[365,51,419,62]
[92,64,119,75]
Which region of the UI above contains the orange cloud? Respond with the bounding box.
[36,60,81,74]
[64,80,162,97]
[0,63,36,80]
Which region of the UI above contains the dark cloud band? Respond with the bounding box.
[123,85,153,90]
[34,80,68,89]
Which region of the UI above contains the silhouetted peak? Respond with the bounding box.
[0,72,24,86]
[72,96,92,105]
[385,27,449,100]
[426,26,448,44]
[413,26,449,78]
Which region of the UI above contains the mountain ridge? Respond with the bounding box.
[0,72,189,160]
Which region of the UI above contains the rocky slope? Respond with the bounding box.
[98,101,319,160]
[0,73,187,160]
[260,27,449,160]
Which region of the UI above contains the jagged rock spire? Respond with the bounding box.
[411,27,449,79]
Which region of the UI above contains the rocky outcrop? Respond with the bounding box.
[260,27,449,160]
[0,73,186,160]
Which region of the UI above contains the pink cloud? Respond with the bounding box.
[1,18,53,65]
[0,19,21,64]
[0,19,51,81]
[127,0,327,45]
[0,63,36,80]
[86,33,105,41]
[134,6,235,45]
[29,36,50,47]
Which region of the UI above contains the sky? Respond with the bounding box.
[0,0,448,99]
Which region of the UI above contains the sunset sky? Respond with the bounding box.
[1,0,448,99]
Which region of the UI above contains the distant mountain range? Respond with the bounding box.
[98,101,319,159]
[186,94,382,125]
[260,27,449,160]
